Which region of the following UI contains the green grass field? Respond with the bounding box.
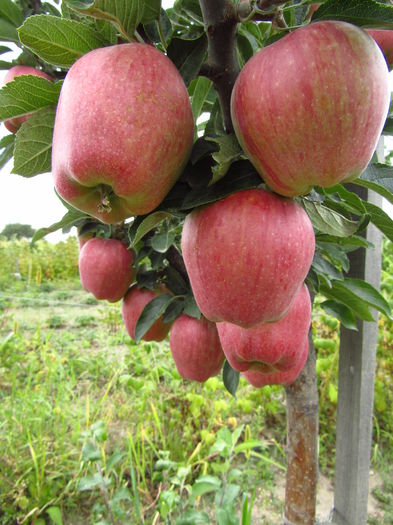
[0,237,392,524]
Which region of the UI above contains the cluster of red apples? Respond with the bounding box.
[4,20,391,387]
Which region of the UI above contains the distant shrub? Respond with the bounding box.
[0,237,79,286]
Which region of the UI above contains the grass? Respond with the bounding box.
[0,236,393,523]
[0,282,289,524]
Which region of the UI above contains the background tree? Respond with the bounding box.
[1,222,36,239]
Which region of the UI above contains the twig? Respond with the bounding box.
[199,0,240,133]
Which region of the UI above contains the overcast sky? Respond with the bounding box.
[0,3,392,241]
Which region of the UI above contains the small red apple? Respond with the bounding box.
[242,338,308,388]
[181,189,315,328]
[79,237,135,302]
[365,29,393,70]
[122,286,172,342]
[231,21,390,197]
[52,43,194,224]
[169,315,225,382]
[2,66,52,133]
[217,284,311,374]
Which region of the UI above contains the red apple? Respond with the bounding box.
[365,29,393,70]
[2,66,52,133]
[242,338,309,388]
[52,43,194,224]
[169,315,225,382]
[217,284,311,374]
[231,21,390,197]
[79,237,135,302]
[181,189,315,328]
[122,286,172,342]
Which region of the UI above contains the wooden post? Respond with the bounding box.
[331,164,383,522]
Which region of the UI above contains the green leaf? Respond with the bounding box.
[355,163,393,206]
[324,184,367,215]
[382,117,393,135]
[144,8,172,47]
[234,440,265,454]
[216,506,238,525]
[162,297,184,323]
[339,277,392,319]
[129,211,173,246]
[112,486,132,502]
[363,200,393,242]
[317,240,350,272]
[216,483,241,510]
[176,509,210,525]
[183,294,201,319]
[142,0,161,23]
[320,300,358,330]
[302,199,360,237]
[169,0,204,40]
[32,207,90,244]
[178,160,261,210]
[18,15,106,68]
[0,76,62,121]
[150,230,176,253]
[77,473,111,491]
[191,475,221,498]
[46,506,63,525]
[66,0,160,40]
[134,293,177,342]
[0,0,23,27]
[0,60,13,70]
[0,18,19,43]
[190,76,212,128]
[0,45,12,55]
[12,106,56,177]
[164,265,188,295]
[321,280,374,322]
[312,0,393,28]
[82,441,102,461]
[206,134,244,184]
[167,35,207,86]
[223,360,240,398]
[0,133,14,170]
[312,252,343,284]
[106,449,127,472]
[320,276,392,322]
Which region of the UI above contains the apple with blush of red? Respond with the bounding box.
[51,43,194,224]
[169,315,225,382]
[217,284,311,387]
[2,66,52,133]
[122,286,172,343]
[230,21,390,197]
[365,29,393,70]
[181,189,315,329]
[78,237,135,302]
[242,338,309,388]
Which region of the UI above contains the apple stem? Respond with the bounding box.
[98,191,112,215]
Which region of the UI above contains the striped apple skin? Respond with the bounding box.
[231,21,390,197]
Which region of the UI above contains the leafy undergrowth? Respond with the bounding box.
[0,237,392,523]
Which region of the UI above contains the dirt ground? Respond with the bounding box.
[252,470,384,524]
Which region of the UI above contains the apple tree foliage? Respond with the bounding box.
[1,0,393,396]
